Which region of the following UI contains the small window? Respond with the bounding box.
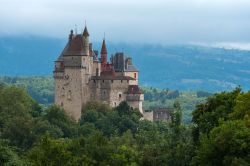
[61,102,63,106]
[102,80,104,83]
[111,80,113,83]
[67,90,72,100]
[121,80,123,83]
[134,73,137,79]
[114,102,117,107]
[94,80,96,83]
[119,94,122,98]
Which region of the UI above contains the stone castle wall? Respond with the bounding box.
[55,67,85,120]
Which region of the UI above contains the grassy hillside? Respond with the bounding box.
[0,76,54,104]
[142,87,209,123]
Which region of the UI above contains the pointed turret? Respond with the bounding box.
[82,25,90,56]
[101,38,107,64]
[101,39,107,55]
[83,26,89,37]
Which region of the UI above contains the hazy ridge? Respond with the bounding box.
[1,36,250,91]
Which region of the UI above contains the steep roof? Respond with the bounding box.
[101,39,107,55]
[125,65,138,72]
[61,35,87,56]
[83,26,89,37]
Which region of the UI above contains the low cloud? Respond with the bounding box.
[0,0,250,44]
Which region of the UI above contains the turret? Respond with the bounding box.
[101,38,107,64]
[82,26,90,56]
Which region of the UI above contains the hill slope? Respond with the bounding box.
[1,36,250,91]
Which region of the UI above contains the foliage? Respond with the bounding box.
[196,91,213,98]
[192,87,241,142]
[143,88,207,124]
[0,76,54,105]
[1,83,250,165]
[192,87,250,166]
[192,118,250,166]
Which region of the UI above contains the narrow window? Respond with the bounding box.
[134,73,137,78]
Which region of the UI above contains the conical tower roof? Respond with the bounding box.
[83,26,89,37]
[101,39,107,54]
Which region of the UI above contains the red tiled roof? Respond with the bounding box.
[101,39,107,55]
[67,35,83,52]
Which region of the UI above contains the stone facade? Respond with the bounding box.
[54,26,144,120]
[143,108,173,122]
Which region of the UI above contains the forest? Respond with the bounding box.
[0,79,250,165]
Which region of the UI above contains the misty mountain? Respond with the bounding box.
[1,36,250,92]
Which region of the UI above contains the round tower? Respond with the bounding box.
[82,26,90,56]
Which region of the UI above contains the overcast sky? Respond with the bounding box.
[1,0,250,45]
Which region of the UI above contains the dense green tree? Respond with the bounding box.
[135,119,194,166]
[192,118,250,166]
[0,139,28,166]
[0,86,37,122]
[27,134,93,166]
[192,87,241,142]
[44,105,78,138]
[230,90,250,120]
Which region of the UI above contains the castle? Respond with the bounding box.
[54,26,144,120]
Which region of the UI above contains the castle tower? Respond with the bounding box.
[82,26,90,56]
[54,26,93,120]
[101,38,107,71]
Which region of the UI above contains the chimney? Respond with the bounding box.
[69,30,73,42]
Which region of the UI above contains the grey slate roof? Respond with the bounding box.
[56,42,69,61]
[125,64,138,72]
